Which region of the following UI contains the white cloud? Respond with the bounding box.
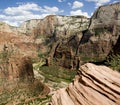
[0,15,6,19]
[58,0,62,2]
[72,1,84,9]
[58,0,65,2]
[113,1,119,3]
[4,3,40,15]
[43,6,59,13]
[0,3,63,26]
[86,0,111,8]
[70,10,90,17]
[68,2,72,6]
[0,13,49,26]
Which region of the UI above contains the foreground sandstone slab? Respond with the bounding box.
[51,63,120,105]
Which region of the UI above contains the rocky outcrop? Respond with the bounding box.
[18,19,41,34]
[113,35,120,55]
[0,15,89,58]
[0,54,50,102]
[78,3,120,62]
[51,63,120,105]
[52,34,82,69]
[0,22,15,33]
[89,3,120,30]
[33,15,89,39]
[0,55,50,104]
[8,55,34,81]
[48,3,120,67]
[0,55,34,81]
[0,3,120,66]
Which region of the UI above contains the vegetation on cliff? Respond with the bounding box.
[106,54,120,71]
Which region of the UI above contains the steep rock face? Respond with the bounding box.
[113,36,120,54]
[23,15,89,38]
[1,3,120,65]
[50,3,120,66]
[33,16,89,64]
[51,34,82,69]
[78,3,120,62]
[0,55,34,81]
[51,63,120,105]
[8,55,34,81]
[79,32,114,61]
[89,3,120,30]
[0,15,89,58]
[0,32,37,57]
[0,55,50,104]
[0,22,17,33]
[18,19,41,34]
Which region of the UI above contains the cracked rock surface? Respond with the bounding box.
[51,63,120,105]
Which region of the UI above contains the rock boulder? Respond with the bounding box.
[51,63,120,105]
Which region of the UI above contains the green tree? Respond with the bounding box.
[106,54,120,71]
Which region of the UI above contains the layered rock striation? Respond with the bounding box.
[49,3,120,68]
[0,3,120,67]
[0,15,89,58]
[51,63,120,105]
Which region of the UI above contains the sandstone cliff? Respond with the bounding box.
[51,63,120,105]
[0,55,34,83]
[0,3,120,67]
[78,3,120,62]
[33,15,89,39]
[89,3,120,30]
[0,3,120,104]
[0,15,89,58]
[0,22,15,33]
[48,3,120,69]
[18,19,41,34]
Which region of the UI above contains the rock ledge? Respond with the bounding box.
[51,63,120,105]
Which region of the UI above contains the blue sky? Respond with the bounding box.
[0,0,119,26]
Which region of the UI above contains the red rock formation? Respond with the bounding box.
[50,3,120,67]
[8,55,34,81]
[0,55,34,81]
[78,3,120,62]
[0,15,89,59]
[51,63,120,105]
[0,3,120,64]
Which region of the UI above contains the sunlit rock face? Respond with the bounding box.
[12,15,89,42]
[0,3,120,65]
[19,15,89,37]
[51,63,120,105]
[0,15,89,58]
